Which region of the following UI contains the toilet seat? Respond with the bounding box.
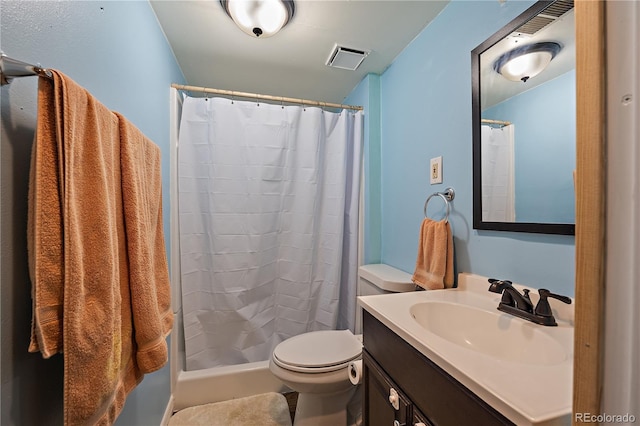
[272,330,362,374]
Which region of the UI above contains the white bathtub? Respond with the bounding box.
[163,308,287,423]
[171,360,286,411]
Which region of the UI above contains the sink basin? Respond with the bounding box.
[410,301,568,366]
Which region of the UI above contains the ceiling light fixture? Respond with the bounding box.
[493,42,561,83]
[220,0,295,38]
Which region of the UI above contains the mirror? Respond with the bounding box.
[472,0,575,235]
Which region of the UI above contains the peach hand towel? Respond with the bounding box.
[117,112,173,374]
[411,218,454,290]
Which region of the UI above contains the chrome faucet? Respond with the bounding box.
[488,279,571,326]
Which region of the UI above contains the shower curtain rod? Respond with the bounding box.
[171,83,363,111]
[0,53,53,86]
[481,118,511,127]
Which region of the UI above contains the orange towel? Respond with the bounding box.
[117,112,173,374]
[27,70,172,425]
[411,218,454,290]
[28,73,64,357]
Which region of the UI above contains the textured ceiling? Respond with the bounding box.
[150,0,449,105]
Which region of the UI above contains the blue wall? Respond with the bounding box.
[484,70,576,223]
[347,0,575,295]
[1,1,185,425]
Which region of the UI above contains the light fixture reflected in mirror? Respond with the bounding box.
[220,0,295,38]
[493,42,561,83]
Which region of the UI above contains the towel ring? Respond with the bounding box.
[423,187,455,221]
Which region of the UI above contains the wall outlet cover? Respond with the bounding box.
[430,156,443,184]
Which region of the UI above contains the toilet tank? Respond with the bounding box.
[355,264,414,333]
[358,264,415,296]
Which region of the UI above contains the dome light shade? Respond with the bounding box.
[221,0,295,38]
[493,42,561,83]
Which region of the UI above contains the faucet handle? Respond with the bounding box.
[487,278,512,292]
[535,289,572,317]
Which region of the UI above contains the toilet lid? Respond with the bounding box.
[273,330,362,372]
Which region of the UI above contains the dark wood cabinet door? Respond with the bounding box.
[363,350,412,426]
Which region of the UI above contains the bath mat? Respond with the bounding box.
[168,392,292,426]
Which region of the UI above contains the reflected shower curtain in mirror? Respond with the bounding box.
[481,124,515,222]
[178,96,363,370]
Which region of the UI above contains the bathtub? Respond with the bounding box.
[163,307,287,423]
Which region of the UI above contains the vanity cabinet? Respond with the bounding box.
[362,310,514,426]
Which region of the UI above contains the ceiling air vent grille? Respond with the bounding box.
[516,16,556,35]
[326,45,369,71]
[515,0,574,35]
[542,0,575,18]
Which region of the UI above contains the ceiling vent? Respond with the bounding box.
[514,0,574,36]
[326,45,369,71]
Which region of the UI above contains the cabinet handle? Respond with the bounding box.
[388,388,400,410]
[393,421,401,426]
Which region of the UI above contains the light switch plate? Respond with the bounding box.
[430,156,443,184]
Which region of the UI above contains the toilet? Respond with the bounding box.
[269,264,414,426]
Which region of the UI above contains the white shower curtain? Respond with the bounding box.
[481,124,516,222]
[177,96,363,370]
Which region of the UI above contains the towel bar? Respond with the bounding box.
[0,52,52,86]
[423,187,455,221]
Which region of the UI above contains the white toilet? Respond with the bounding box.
[269,264,414,426]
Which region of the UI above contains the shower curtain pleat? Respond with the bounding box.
[178,97,362,370]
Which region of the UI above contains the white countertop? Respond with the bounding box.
[358,272,573,426]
